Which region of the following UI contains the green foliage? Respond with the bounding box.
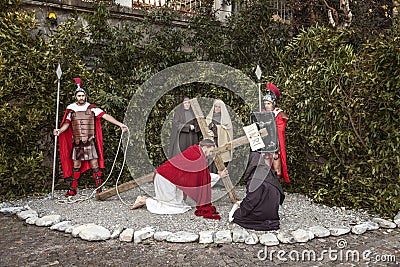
[222,0,291,78]
[0,5,54,199]
[291,1,394,41]
[1,0,399,219]
[0,3,90,200]
[0,0,22,12]
[186,0,292,79]
[274,25,400,218]
[187,6,226,62]
[350,0,394,40]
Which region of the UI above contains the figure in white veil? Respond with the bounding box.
[206,99,233,173]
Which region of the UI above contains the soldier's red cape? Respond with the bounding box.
[58,105,105,178]
[156,144,220,220]
[276,115,290,183]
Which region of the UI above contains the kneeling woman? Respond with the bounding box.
[229,151,285,231]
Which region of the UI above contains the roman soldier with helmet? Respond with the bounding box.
[53,78,128,197]
[262,83,289,183]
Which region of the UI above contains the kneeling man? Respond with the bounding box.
[132,139,228,220]
[229,151,285,231]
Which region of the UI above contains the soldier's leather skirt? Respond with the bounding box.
[71,139,99,161]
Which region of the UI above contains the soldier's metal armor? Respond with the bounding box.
[70,109,95,144]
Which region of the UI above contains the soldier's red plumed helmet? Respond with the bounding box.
[74,77,86,96]
[266,83,280,99]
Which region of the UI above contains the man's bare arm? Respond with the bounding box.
[53,122,70,136]
[102,114,128,132]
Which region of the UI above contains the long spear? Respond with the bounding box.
[255,65,262,112]
[51,64,62,198]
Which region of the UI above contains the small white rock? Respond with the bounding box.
[393,211,400,226]
[214,230,232,244]
[166,231,199,243]
[17,209,38,220]
[0,206,26,214]
[72,223,96,237]
[199,230,214,244]
[277,231,296,244]
[50,221,73,232]
[372,218,397,229]
[351,224,368,235]
[259,233,279,246]
[359,221,380,231]
[134,226,155,243]
[232,229,249,243]
[309,226,330,238]
[329,227,351,236]
[244,233,258,245]
[79,224,111,241]
[111,225,124,239]
[26,215,38,225]
[35,215,61,227]
[154,231,173,241]
[292,229,314,243]
[120,228,134,242]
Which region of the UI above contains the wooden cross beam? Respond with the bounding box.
[214,128,267,155]
[96,129,268,201]
[96,98,267,201]
[96,172,154,201]
[189,98,239,203]
[96,129,268,200]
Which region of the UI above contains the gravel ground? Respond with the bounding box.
[1,183,375,235]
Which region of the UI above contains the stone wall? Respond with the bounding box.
[21,0,190,37]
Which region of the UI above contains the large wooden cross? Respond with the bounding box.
[96,98,267,202]
[189,98,239,202]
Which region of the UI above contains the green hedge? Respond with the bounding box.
[274,26,400,218]
[0,1,53,198]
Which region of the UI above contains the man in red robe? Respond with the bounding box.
[53,78,128,197]
[131,139,228,220]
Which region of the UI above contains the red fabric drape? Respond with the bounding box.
[156,144,220,219]
[156,145,212,206]
[276,115,290,183]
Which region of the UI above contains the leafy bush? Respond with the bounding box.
[274,26,400,218]
[0,3,96,199]
[0,1,53,199]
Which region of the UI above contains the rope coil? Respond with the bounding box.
[58,130,132,205]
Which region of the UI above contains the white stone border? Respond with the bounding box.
[1,206,399,244]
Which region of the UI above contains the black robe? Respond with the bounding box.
[233,151,285,231]
[168,103,201,159]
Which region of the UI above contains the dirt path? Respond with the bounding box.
[1,214,399,267]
